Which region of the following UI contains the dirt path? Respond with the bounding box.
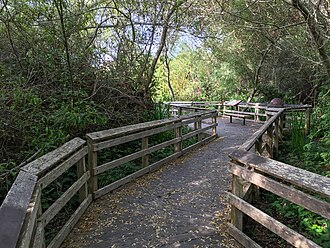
[62,118,260,248]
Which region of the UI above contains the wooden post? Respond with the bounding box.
[266,125,274,158]
[255,136,263,155]
[178,106,182,116]
[174,124,182,153]
[194,108,198,130]
[305,108,311,136]
[142,137,149,167]
[231,174,244,231]
[266,110,271,121]
[255,104,260,121]
[87,137,98,199]
[34,194,46,248]
[279,113,284,140]
[197,115,202,141]
[212,115,217,136]
[77,157,88,203]
[274,119,279,157]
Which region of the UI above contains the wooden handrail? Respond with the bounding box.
[0,171,38,248]
[227,105,329,248]
[229,149,330,198]
[87,109,218,199]
[240,108,284,151]
[0,138,89,248]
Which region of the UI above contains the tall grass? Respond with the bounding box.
[290,112,305,158]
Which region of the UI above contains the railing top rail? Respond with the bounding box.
[240,108,284,151]
[87,110,217,142]
[168,104,218,111]
[0,171,38,248]
[86,117,182,142]
[164,101,222,105]
[22,137,86,176]
[229,149,330,198]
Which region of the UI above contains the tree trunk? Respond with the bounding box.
[146,2,183,95]
[247,43,273,103]
[164,45,175,101]
[291,0,330,80]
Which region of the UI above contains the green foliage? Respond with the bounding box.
[289,112,305,157]
[154,47,245,102]
[271,198,330,247]
[147,103,171,121]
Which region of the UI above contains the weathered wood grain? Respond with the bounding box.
[0,171,38,248]
[37,147,87,189]
[141,137,149,167]
[181,112,216,125]
[227,223,262,248]
[227,192,321,248]
[92,122,181,151]
[87,137,98,198]
[224,109,256,116]
[40,172,90,226]
[95,137,181,175]
[47,195,92,248]
[32,221,45,248]
[95,152,182,199]
[229,163,330,220]
[229,149,330,198]
[240,109,284,151]
[231,175,243,231]
[22,138,86,176]
[95,166,151,198]
[174,126,182,153]
[17,187,41,248]
[77,158,88,203]
[86,118,180,142]
[181,124,216,141]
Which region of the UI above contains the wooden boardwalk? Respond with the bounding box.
[62,118,261,248]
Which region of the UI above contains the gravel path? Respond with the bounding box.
[62,117,261,248]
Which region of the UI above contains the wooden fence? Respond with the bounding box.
[0,107,217,248]
[166,101,311,126]
[228,106,330,247]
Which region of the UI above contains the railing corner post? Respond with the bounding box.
[231,174,243,231]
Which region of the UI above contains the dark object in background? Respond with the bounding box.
[268,98,284,108]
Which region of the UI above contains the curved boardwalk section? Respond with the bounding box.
[62,118,260,247]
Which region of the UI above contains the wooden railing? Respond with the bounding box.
[166,101,311,125]
[228,106,330,248]
[0,107,217,248]
[0,138,90,248]
[86,109,217,199]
